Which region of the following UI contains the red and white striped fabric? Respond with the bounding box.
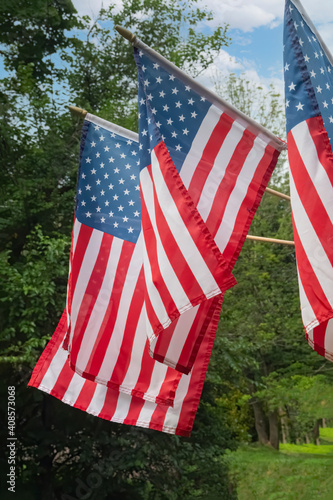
[289,118,333,361]
[284,0,333,361]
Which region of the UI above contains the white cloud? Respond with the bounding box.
[71,0,117,18]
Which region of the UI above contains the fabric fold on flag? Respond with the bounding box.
[284,0,333,361]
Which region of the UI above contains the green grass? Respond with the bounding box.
[226,429,333,500]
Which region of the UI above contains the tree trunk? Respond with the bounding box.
[279,407,289,444]
[252,399,269,444]
[313,420,320,445]
[268,410,279,450]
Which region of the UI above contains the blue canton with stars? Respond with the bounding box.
[284,0,333,149]
[134,47,212,173]
[75,120,141,244]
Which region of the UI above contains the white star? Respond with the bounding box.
[96,206,101,212]
[171,131,178,138]
[91,195,96,201]
[119,178,125,184]
[153,63,159,69]
[109,157,114,163]
[169,75,175,81]
[304,54,310,63]
[123,216,129,222]
[175,144,182,151]
[183,128,189,135]
[100,162,105,168]
[96,179,101,185]
[85,212,92,218]
[100,190,105,196]
[314,52,319,59]
[191,111,197,118]
[114,222,119,228]
[120,153,126,159]
[85,184,91,191]
[163,104,169,112]
[109,211,114,217]
[288,82,296,91]
[167,118,173,125]
[99,135,105,141]
[91,141,96,147]
[316,85,322,93]
[284,63,290,71]
[101,217,105,223]
[104,173,109,179]
[96,152,100,158]
[128,227,134,233]
[329,116,333,123]
[81,200,86,206]
[124,189,130,195]
[323,101,329,108]
[188,98,194,105]
[159,91,166,98]
[91,168,96,174]
[86,157,91,163]
[310,70,316,78]
[104,146,110,152]
[105,200,110,206]
[172,87,179,94]
[175,101,182,108]
[113,194,119,200]
[134,211,140,217]
[108,183,114,190]
[296,102,304,111]
[115,143,121,148]
[299,38,304,47]
[118,205,124,211]
[179,114,185,122]
[156,76,162,84]
[286,99,290,108]
[129,200,135,206]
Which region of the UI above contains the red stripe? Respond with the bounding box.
[49,362,76,401]
[205,129,256,239]
[150,318,179,364]
[307,115,333,185]
[109,269,145,385]
[311,321,328,358]
[28,309,68,388]
[289,129,333,265]
[187,113,234,206]
[222,145,279,267]
[141,187,179,314]
[122,396,146,426]
[293,222,332,321]
[74,380,97,411]
[176,295,224,436]
[69,232,114,368]
[98,387,120,421]
[69,224,94,309]
[81,240,136,378]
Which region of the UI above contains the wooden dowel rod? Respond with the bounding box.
[246,235,294,246]
[265,187,291,201]
[69,105,88,119]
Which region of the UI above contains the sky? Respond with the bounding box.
[71,0,333,93]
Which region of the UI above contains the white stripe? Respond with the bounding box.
[297,270,316,334]
[291,122,333,223]
[159,305,200,366]
[141,167,192,310]
[39,344,68,391]
[163,367,193,432]
[180,105,223,189]
[214,137,265,252]
[68,228,104,350]
[197,120,245,222]
[86,383,108,416]
[150,147,221,298]
[74,237,124,372]
[324,319,333,354]
[112,391,133,423]
[290,172,333,309]
[63,370,87,402]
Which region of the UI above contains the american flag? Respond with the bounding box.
[284,0,333,361]
[133,43,284,373]
[29,38,284,435]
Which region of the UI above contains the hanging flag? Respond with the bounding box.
[28,114,226,436]
[284,0,333,361]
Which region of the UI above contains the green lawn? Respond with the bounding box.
[226,428,333,499]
